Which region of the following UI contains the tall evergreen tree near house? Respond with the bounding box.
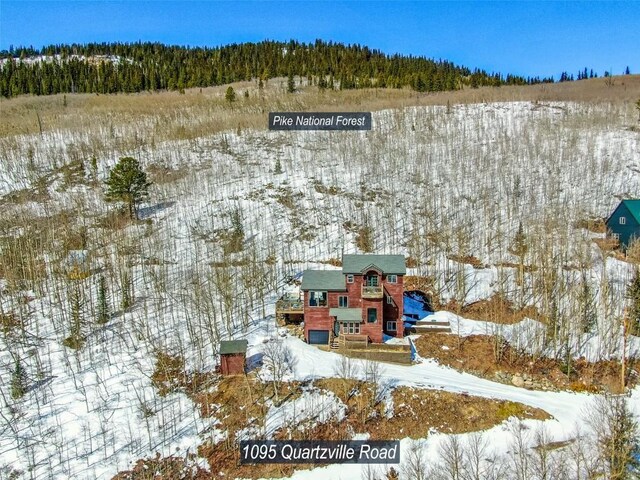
[104,157,151,220]
[225,86,236,103]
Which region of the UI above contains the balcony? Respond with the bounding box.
[275,295,304,314]
[361,285,383,299]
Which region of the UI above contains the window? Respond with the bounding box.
[387,321,397,331]
[612,233,620,241]
[387,274,397,284]
[367,308,377,323]
[341,322,360,334]
[386,295,393,305]
[620,217,626,225]
[346,275,354,283]
[309,291,327,307]
[365,275,379,287]
[338,295,348,308]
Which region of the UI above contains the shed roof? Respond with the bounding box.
[219,340,248,355]
[342,254,406,275]
[329,308,363,322]
[301,270,346,291]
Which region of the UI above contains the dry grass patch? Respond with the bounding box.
[574,217,606,233]
[282,380,548,443]
[195,374,304,479]
[594,236,620,252]
[447,254,487,269]
[414,333,637,393]
[112,453,210,480]
[444,293,543,325]
[380,387,549,437]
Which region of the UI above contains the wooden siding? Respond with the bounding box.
[220,353,245,375]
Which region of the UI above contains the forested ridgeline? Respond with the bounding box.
[0,40,552,98]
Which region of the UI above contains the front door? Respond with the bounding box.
[333,321,340,337]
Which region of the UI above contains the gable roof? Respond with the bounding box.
[342,254,406,275]
[607,199,640,225]
[621,200,640,224]
[219,340,248,355]
[300,270,346,291]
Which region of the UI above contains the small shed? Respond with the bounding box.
[606,199,640,249]
[219,340,248,376]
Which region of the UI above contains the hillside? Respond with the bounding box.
[0,78,640,479]
[0,39,551,98]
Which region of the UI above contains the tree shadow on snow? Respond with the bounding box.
[246,353,264,372]
[137,201,175,219]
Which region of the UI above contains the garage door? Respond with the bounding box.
[308,330,330,345]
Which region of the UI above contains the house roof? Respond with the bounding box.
[329,308,362,322]
[607,199,640,225]
[342,254,406,275]
[301,270,346,291]
[219,340,248,355]
[621,200,640,224]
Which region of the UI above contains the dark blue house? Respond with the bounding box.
[606,199,640,249]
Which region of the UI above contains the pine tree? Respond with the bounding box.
[104,157,151,219]
[97,275,110,324]
[287,72,295,93]
[10,357,26,399]
[225,86,236,103]
[274,157,283,174]
[121,270,133,311]
[63,284,85,349]
[509,222,529,286]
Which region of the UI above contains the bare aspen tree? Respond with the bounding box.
[262,337,296,403]
[508,420,531,480]
[463,432,489,480]
[438,435,464,480]
[402,441,430,480]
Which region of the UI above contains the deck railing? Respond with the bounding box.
[361,285,383,299]
[275,298,304,313]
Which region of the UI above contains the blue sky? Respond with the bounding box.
[1,1,638,79]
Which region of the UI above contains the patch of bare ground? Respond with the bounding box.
[133,373,550,479]
[494,261,538,273]
[443,293,544,325]
[414,333,637,393]
[195,374,305,479]
[447,254,488,269]
[594,237,620,252]
[112,454,210,480]
[574,217,606,234]
[279,379,548,443]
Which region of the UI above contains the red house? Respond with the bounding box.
[219,340,248,375]
[300,254,405,345]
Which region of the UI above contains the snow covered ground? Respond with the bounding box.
[0,99,638,478]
